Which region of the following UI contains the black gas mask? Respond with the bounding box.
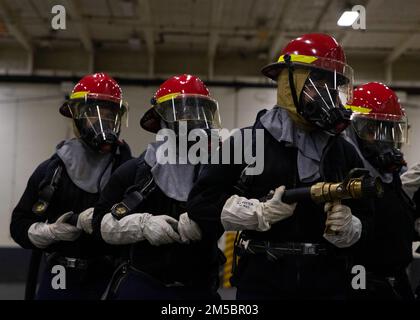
[300,87,351,134]
[359,139,406,173]
[76,120,119,153]
[284,54,352,135]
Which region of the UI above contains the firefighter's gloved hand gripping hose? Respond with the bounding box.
[277,168,384,234]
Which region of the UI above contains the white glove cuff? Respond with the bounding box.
[28,222,56,249]
[77,207,94,234]
[401,163,420,199]
[100,212,152,245]
[221,195,270,232]
[323,216,362,248]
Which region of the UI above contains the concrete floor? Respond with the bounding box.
[0,284,24,300]
[218,287,237,300]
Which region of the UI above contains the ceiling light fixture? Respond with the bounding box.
[337,11,359,27]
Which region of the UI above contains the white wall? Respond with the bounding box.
[401,95,420,167]
[2,82,420,247]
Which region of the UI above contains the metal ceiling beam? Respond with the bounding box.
[64,0,94,53]
[0,0,33,52]
[137,0,155,77]
[385,32,420,64]
[385,63,393,83]
[208,0,225,79]
[0,0,34,73]
[312,0,334,31]
[339,0,384,47]
[266,0,332,61]
[20,15,420,38]
[63,0,94,73]
[268,1,293,61]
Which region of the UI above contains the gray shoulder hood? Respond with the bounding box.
[144,141,198,202]
[56,138,113,193]
[259,106,330,183]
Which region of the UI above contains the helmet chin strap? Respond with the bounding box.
[284,54,301,113]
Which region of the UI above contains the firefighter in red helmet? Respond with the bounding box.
[10,73,132,299]
[188,33,374,299]
[88,75,223,299]
[347,82,407,172]
[60,73,129,153]
[261,33,354,135]
[345,82,416,299]
[140,74,221,133]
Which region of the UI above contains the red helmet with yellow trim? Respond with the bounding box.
[140,74,221,133]
[262,33,349,82]
[262,33,354,135]
[61,73,128,153]
[347,82,408,146]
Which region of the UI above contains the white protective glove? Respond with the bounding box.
[178,212,202,243]
[221,186,297,231]
[101,212,181,246]
[77,207,94,234]
[28,212,82,249]
[323,201,362,248]
[401,163,420,199]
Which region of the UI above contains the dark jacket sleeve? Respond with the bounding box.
[10,160,50,249]
[188,136,246,241]
[340,138,375,249]
[92,158,138,241]
[116,140,134,166]
[412,188,420,241]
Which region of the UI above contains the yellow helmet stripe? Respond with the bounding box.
[345,105,372,114]
[156,92,180,104]
[70,91,90,99]
[277,54,318,64]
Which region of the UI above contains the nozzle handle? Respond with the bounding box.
[282,187,312,204]
[325,200,341,236]
[361,176,384,199]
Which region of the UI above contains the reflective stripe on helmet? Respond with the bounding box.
[277,54,318,64]
[156,92,181,104]
[345,105,372,114]
[70,91,89,99]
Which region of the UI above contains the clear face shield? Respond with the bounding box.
[154,94,222,132]
[351,113,408,148]
[66,97,128,152]
[351,113,408,172]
